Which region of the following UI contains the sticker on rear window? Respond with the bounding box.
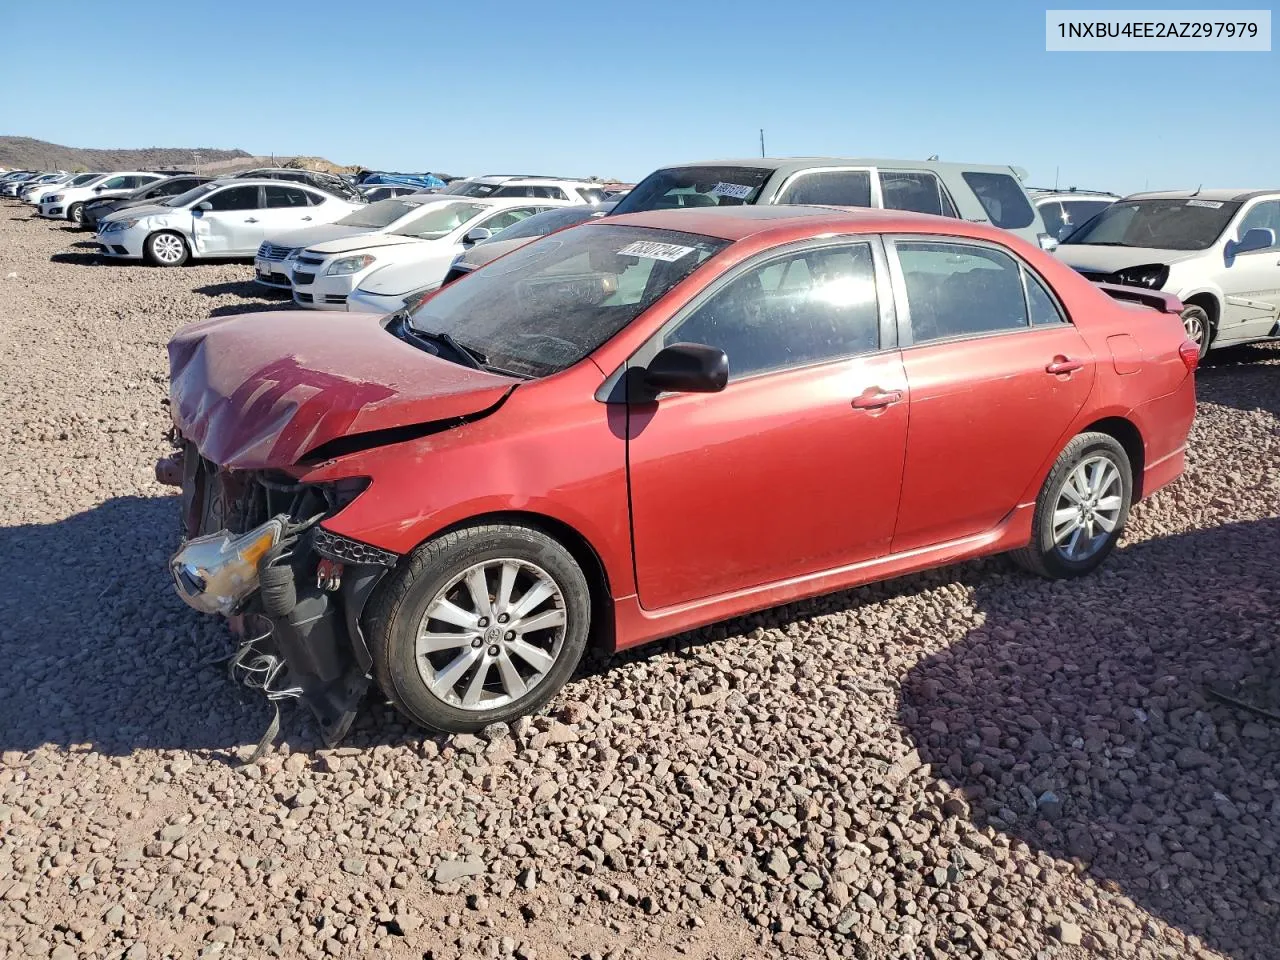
[617,241,695,262]
[711,182,754,200]
[1185,199,1224,209]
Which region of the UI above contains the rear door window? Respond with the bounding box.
[265,185,312,208]
[776,169,872,207]
[961,172,1035,229]
[896,240,1029,343]
[879,171,959,218]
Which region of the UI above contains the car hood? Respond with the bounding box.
[167,311,516,470]
[305,232,435,256]
[456,236,536,271]
[357,252,463,296]
[1055,245,1198,272]
[265,223,376,250]
[103,203,174,222]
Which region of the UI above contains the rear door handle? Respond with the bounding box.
[244,217,259,223]
[301,216,312,221]
[851,389,903,410]
[1046,357,1084,374]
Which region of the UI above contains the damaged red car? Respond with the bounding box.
[160,206,1198,740]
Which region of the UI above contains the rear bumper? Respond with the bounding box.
[1132,375,1196,500]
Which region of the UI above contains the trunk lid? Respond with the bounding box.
[168,311,516,470]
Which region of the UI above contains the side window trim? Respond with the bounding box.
[596,234,898,402]
[877,169,961,218]
[886,234,1067,348]
[1021,263,1072,326]
[767,166,881,206]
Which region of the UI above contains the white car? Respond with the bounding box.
[253,194,462,291]
[39,171,167,224]
[1057,189,1280,356]
[1030,188,1117,242]
[291,197,560,310]
[441,174,606,204]
[9,172,68,200]
[96,179,361,266]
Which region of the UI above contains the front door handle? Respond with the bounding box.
[244,217,259,223]
[851,389,903,410]
[1046,357,1084,374]
[302,216,312,221]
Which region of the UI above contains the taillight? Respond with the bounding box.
[1178,340,1200,373]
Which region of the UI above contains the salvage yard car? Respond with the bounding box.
[288,196,560,309]
[82,174,212,231]
[614,157,1057,249]
[38,171,166,224]
[158,205,1198,740]
[1057,189,1280,356]
[96,179,361,266]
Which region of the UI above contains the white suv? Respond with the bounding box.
[1057,189,1280,356]
[39,171,166,224]
[441,175,606,204]
[1030,188,1117,242]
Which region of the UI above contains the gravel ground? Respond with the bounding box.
[0,202,1277,960]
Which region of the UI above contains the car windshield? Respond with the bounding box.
[335,198,425,229]
[70,174,104,187]
[611,165,772,214]
[483,205,605,243]
[1062,198,1243,251]
[168,182,221,208]
[405,224,729,378]
[443,180,501,197]
[389,202,489,239]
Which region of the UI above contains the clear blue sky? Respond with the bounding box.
[1,0,1274,194]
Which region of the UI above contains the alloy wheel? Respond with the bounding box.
[1182,310,1205,344]
[152,234,185,265]
[1052,455,1123,562]
[415,559,567,710]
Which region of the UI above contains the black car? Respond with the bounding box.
[82,175,212,230]
[232,168,363,203]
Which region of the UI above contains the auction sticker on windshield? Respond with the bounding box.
[1186,199,1225,208]
[617,241,695,262]
[711,182,754,200]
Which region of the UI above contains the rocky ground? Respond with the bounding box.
[0,201,1277,960]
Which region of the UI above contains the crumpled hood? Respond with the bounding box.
[304,232,433,256]
[265,223,373,250]
[105,202,175,222]
[167,311,516,470]
[1055,244,1197,273]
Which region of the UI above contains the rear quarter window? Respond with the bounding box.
[961,172,1035,230]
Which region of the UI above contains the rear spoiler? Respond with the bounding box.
[1094,282,1184,315]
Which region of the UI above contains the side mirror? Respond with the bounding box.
[1226,227,1275,258]
[195,201,213,214]
[642,343,728,395]
[463,227,492,245]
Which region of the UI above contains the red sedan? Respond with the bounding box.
[161,206,1197,738]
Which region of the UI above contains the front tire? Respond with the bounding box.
[365,524,591,733]
[1180,304,1212,359]
[67,202,85,226]
[145,231,189,267]
[1013,432,1132,579]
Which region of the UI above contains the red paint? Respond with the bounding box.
[166,208,1197,653]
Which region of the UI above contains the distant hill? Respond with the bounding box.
[0,136,252,172]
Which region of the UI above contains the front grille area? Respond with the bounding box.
[257,242,295,262]
[112,245,128,255]
[313,527,398,567]
[297,255,326,267]
[295,292,314,304]
[292,271,316,286]
[323,295,347,305]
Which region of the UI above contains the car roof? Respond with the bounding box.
[1124,188,1280,202]
[468,175,594,186]
[654,157,1028,177]
[1030,190,1117,200]
[600,204,1023,245]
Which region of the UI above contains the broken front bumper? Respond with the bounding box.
[158,443,396,746]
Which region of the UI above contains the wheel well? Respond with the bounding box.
[1081,417,1145,499]
[430,511,616,652]
[1182,292,1219,333]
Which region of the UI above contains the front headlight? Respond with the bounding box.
[326,254,376,276]
[46,194,63,203]
[1114,263,1169,290]
[104,219,138,233]
[169,517,286,616]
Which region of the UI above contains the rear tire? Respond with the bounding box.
[364,524,591,733]
[1013,432,1132,579]
[145,231,189,267]
[1180,304,1212,359]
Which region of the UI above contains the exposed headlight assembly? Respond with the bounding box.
[170,518,287,616]
[326,254,376,276]
[1114,263,1169,289]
